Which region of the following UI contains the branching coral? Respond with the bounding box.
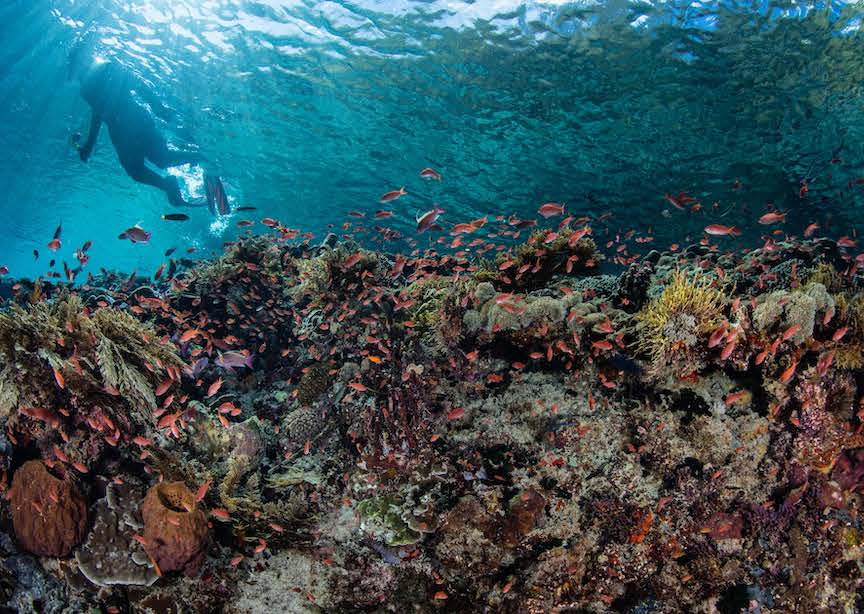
[635,270,725,378]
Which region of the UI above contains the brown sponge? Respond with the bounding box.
[141,481,209,576]
[8,460,88,557]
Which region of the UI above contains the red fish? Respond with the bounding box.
[419,167,442,181]
[781,324,800,342]
[47,223,62,252]
[206,378,223,398]
[568,226,591,246]
[724,390,748,406]
[720,340,736,359]
[804,223,819,237]
[708,325,727,348]
[704,224,741,237]
[195,480,211,503]
[779,361,797,383]
[538,203,565,218]
[53,367,65,389]
[758,211,786,225]
[447,407,465,420]
[664,192,697,210]
[380,187,407,203]
[817,350,835,377]
[180,329,201,343]
[416,206,444,233]
[832,326,849,342]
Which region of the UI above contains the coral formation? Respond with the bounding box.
[8,460,88,557]
[0,227,863,612]
[635,270,726,377]
[75,478,160,587]
[0,293,182,430]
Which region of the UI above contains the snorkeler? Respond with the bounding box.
[68,39,229,215]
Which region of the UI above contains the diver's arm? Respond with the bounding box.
[79,112,102,162]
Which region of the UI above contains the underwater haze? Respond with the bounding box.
[3,0,864,278]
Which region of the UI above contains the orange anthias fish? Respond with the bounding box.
[538,203,565,218]
[758,211,786,225]
[416,206,444,233]
[380,187,407,203]
[419,167,442,181]
[704,224,741,237]
[47,223,62,252]
[664,192,698,210]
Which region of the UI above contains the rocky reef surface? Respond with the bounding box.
[0,222,863,613]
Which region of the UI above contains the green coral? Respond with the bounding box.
[356,495,424,546]
[0,294,182,427]
[806,263,845,294]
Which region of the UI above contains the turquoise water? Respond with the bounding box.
[2,0,864,279]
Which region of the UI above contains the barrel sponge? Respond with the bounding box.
[8,460,88,557]
[142,482,209,576]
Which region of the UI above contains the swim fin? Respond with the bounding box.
[204,174,230,216]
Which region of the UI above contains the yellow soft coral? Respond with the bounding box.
[635,270,726,378]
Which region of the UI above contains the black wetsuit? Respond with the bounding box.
[77,61,212,209]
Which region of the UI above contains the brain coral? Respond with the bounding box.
[9,460,88,557]
[141,482,209,576]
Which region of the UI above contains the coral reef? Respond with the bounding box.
[8,460,88,557]
[0,293,183,463]
[0,227,863,612]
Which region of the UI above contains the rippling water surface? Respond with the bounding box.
[2,1,864,277]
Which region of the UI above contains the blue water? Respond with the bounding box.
[3,1,864,280]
